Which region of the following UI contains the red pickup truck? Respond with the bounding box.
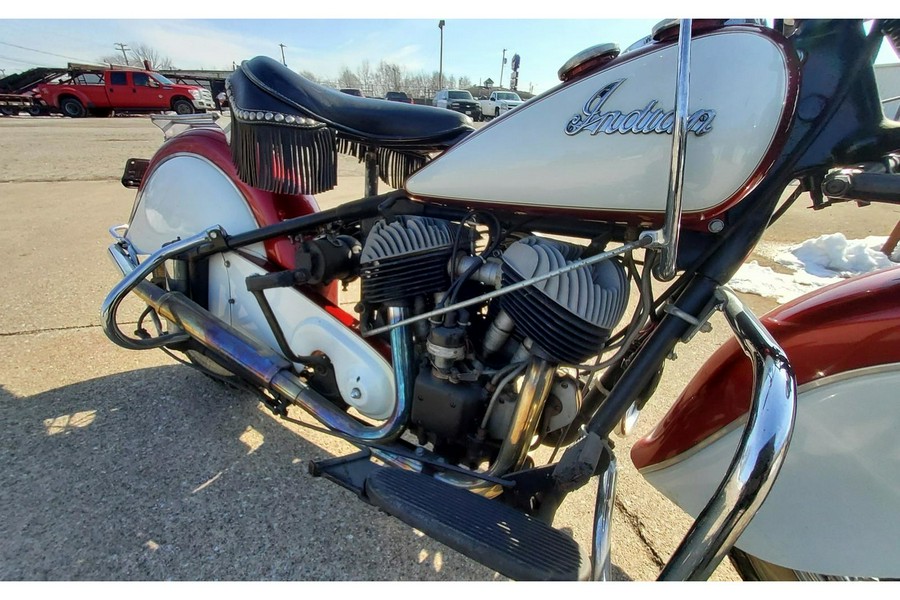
[35,66,216,118]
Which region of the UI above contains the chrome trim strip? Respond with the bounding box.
[655,18,692,281]
[658,285,797,580]
[638,416,749,475]
[797,362,900,392]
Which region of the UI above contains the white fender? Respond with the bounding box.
[128,153,264,258]
[640,364,900,579]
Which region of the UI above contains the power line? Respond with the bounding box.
[0,53,57,68]
[0,41,94,64]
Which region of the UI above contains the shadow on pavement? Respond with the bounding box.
[0,365,500,581]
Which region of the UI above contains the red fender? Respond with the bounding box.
[632,266,900,470]
[141,127,339,306]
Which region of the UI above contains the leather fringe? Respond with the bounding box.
[231,116,338,195]
[378,148,428,190]
[231,117,429,195]
[336,138,428,190]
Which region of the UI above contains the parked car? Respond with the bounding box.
[434,89,480,119]
[340,88,363,97]
[385,91,412,103]
[479,91,524,120]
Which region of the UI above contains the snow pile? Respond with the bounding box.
[779,234,898,277]
[729,233,899,304]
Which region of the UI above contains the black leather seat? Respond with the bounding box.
[228,56,473,151]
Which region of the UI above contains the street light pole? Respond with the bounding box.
[499,48,507,88]
[279,43,287,67]
[438,20,445,91]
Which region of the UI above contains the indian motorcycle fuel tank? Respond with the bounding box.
[405,26,797,227]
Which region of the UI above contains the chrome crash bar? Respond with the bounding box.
[101,226,223,350]
[657,285,797,580]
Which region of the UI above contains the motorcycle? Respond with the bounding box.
[101,19,900,580]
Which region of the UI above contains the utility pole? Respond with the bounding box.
[438,20,445,90]
[279,43,287,67]
[114,43,130,66]
[499,48,507,88]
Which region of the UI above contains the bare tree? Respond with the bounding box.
[97,43,175,70]
[337,66,360,89]
[130,44,175,70]
[376,61,403,95]
[301,60,472,102]
[356,60,373,95]
[300,70,322,84]
[98,53,126,67]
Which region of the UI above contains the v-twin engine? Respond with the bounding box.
[353,215,630,464]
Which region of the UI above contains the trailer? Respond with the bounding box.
[157,69,234,110]
[0,93,38,116]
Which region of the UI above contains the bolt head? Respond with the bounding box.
[708,219,725,233]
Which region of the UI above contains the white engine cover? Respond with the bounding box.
[406,28,790,218]
[217,254,396,420]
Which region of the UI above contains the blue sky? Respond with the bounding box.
[0,19,665,94]
[2,10,897,95]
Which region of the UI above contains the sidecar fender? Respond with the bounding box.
[633,266,900,578]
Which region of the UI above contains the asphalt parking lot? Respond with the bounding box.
[0,113,897,581]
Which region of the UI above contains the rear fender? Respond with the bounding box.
[123,127,389,416]
[125,127,337,306]
[127,128,319,267]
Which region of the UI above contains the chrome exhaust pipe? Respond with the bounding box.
[104,240,413,443]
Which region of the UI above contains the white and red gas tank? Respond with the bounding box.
[406,25,799,230]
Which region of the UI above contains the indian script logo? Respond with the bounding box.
[565,79,716,137]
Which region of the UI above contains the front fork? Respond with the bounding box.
[590,286,797,581]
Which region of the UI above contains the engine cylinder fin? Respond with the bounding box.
[499,237,629,364]
[360,216,460,305]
